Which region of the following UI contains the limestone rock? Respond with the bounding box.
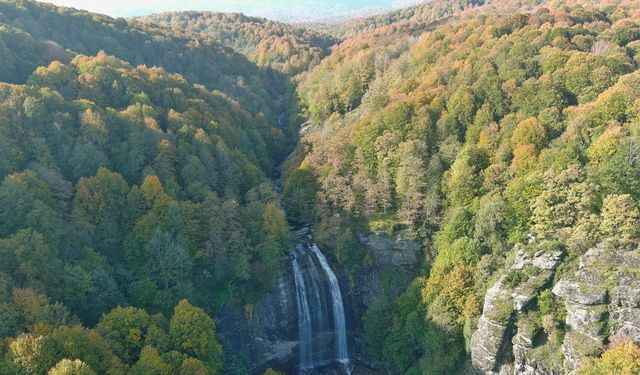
[471,243,564,375]
[553,241,640,373]
[552,279,607,306]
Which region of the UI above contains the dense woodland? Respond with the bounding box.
[137,12,337,76]
[0,0,639,374]
[291,0,640,373]
[0,0,293,373]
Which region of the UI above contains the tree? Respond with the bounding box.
[0,229,63,298]
[48,359,96,375]
[577,339,640,375]
[10,334,56,375]
[282,167,317,224]
[70,143,109,181]
[179,358,209,375]
[47,326,125,375]
[146,229,193,290]
[258,203,289,289]
[511,117,547,151]
[599,194,640,243]
[169,300,223,373]
[531,165,597,240]
[445,146,488,206]
[129,346,172,375]
[74,168,129,260]
[335,229,366,272]
[447,86,476,131]
[96,307,151,364]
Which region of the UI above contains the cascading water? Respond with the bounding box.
[292,253,313,368]
[291,235,350,374]
[309,244,348,365]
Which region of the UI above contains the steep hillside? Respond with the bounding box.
[137,12,338,75]
[0,0,639,374]
[0,0,287,121]
[288,0,640,373]
[0,50,294,371]
[0,1,297,374]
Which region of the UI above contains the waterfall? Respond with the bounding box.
[291,239,350,373]
[309,244,349,364]
[292,252,313,368]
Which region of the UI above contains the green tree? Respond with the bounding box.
[258,203,289,289]
[96,307,151,364]
[169,300,223,373]
[73,168,130,260]
[146,230,193,290]
[129,346,171,375]
[0,229,63,298]
[283,167,318,224]
[48,326,125,375]
[48,359,96,375]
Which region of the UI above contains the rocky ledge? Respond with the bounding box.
[552,241,640,373]
[470,243,564,375]
[471,239,640,375]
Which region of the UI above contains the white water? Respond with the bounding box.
[292,253,313,367]
[309,244,349,364]
[291,240,350,373]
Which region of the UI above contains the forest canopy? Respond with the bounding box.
[0,0,639,374]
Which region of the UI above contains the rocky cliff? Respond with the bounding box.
[217,230,422,373]
[553,241,640,373]
[470,239,640,375]
[217,273,299,373]
[349,232,423,366]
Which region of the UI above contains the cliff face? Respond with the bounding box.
[553,242,640,373]
[217,273,299,373]
[470,240,640,375]
[349,233,423,365]
[470,243,564,375]
[217,230,422,373]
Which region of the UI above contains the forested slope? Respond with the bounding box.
[137,12,338,75]
[0,1,294,374]
[0,0,286,121]
[0,0,639,374]
[288,1,640,373]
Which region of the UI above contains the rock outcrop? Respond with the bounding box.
[352,233,422,309]
[553,241,640,373]
[471,240,640,375]
[358,232,423,268]
[471,243,564,375]
[217,274,298,373]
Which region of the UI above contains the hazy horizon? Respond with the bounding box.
[43,0,423,21]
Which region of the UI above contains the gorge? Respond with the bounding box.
[0,0,639,374]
